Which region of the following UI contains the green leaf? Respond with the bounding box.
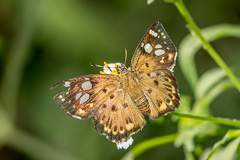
[237,142,240,159]
[205,130,240,160]
[172,113,240,159]
[199,130,240,160]
[174,116,217,153]
[193,79,234,114]
[195,68,227,100]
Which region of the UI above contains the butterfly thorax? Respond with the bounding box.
[101,62,150,115]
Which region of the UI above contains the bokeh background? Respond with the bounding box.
[0,0,240,159]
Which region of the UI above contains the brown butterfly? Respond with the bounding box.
[51,22,180,149]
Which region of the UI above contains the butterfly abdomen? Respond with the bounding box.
[134,96,150,115]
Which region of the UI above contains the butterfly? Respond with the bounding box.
[51,22,180,149]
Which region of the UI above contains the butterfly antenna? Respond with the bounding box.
[124,48,128,65]
[90,63,104,68]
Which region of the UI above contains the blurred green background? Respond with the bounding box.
[0,0,240,159]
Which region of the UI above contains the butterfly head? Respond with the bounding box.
[100,62,128,76]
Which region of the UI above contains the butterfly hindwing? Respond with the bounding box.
[92,89,146,148]
[138,69,180,118]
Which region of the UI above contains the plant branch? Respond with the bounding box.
[132,133,177,158]
[170,112,240,128]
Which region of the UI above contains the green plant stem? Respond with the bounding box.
[173,0,240,92]
[7,127,80,160]
[170,112,240,128]
[132,133,177,158]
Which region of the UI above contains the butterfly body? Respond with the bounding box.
[51,22,180,149]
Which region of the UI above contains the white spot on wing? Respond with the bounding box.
[64,81,71,87]
[149,29,152,34]
[153,32,158,37]
[155,44,162,49]
[72,115,82,120]
[80,93,90,104]
[141,42,144,48]
[85,78,90,80]
[144,43,153,53]
[76,92,82,100]
[168,52,178,72]
[149,29,158,37]
[116,137,133,149]
[81,81,92,90]
[155,49,165,56]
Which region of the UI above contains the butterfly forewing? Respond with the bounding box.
[51,74,120,119]
[131,22,177,73]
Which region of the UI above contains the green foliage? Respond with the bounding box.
[203,130,240,160]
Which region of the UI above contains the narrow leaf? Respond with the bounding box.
[196,68,226,99]
[206,130,240,160]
